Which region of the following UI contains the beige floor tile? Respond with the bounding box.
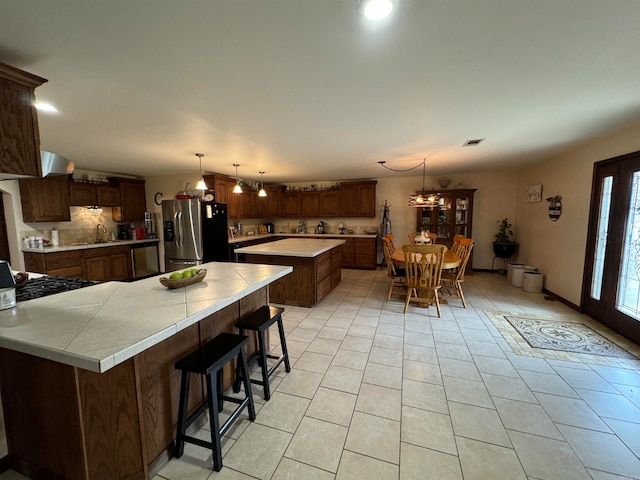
[341,335,373,352]
[439,357,482,381]
[403,344,438,363]
[377,323,404,337]
[369,346,403,367]
[363,362,403,389]
[285,417,348,473]
[276,369,323,399]
[347,324,377,339]
[344,411,401,464]
[534,392,611,432]
[355,382,402,421]
[481,371,538,403]
[331,349,369,370]
[442,376,494,408]
[223,423,292,480]
[508,430,590,480]
[306,387,357,426]
[401,405,456,455]
[373,333,404,351]
[448,401,511,447]
[293,351,333,374]
[456,436,526,480]
[403,332,434,348]
[306,337,342,356]
[400,443,462,480]
[493,397,563,440]
[320,364,364,394]
[254,392,310,433]
[271,457,335,480]
[336,450,399,480]
[316,326,348,341]
[403,359,443,385]
[402,378,449,414]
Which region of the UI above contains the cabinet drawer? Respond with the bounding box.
[316,251,332,281]
[354,238,376,254]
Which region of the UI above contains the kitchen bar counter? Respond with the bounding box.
[230,232,377,244]
[0,261,293,479]
[0,261,291,373]
[236,238,345,307]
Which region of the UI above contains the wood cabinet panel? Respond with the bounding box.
[0,63,46,177]
[357,182,377,217]
[300,192,319,217]
[281,192,300,217]
[263,186,282,217]
[69,182,97,206]
[340,184,358,217]
[19,175,71,222]
[112,178,146,222]
[341,237,355,268]
[320,190,341,217]
[83,245,132,281]
[354,238,377,270]
[340,181,377,217]
[24,250,83,277]
[96,185,121,206]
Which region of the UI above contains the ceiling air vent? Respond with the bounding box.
[463,139,484,146]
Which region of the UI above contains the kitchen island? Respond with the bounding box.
[235,237,345,307]
[0,261,292,479]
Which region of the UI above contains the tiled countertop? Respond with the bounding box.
[0,262,292,373]
[234,238,346,257]
[22,238,160,254]
[229,233,377,244]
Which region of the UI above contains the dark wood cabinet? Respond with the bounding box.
[19,175,71,222]
[83,245,132,281]
[281,192,300,217]
[320,190,341,217]
[69,182,97,206]
[24,250,82,278]
[300,192,319,217]
[0,62,46,177]
[338,236,376,269]
[416,188,476,249]
[111,178,146,222]
[263,185,282,217]
[96,184,121,206]
[340,181,377,217]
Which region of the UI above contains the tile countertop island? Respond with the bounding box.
[235,238,345,307]
[0,261,292,480]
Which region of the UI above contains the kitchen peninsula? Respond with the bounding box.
[235,237,345,307]
[0,261,292,479]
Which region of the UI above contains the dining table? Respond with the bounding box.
[391,246,461,270]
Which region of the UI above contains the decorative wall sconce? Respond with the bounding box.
[546,195,562,221]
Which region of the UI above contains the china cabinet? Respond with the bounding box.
[416,188,476,248]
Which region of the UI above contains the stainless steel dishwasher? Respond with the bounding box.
[131,242,160,279]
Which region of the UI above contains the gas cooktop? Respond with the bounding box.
[16,276,101,302]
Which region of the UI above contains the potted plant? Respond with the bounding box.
[493,218,518,258]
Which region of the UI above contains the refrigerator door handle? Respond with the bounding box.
[176,211,183,247]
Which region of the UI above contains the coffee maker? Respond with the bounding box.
[117,224,131,240]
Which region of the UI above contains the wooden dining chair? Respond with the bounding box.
[402,244,446,316]
[451,234,465,257]
[426,232,438,243]
[408,232,417,244]
[440,238,474,308]
[383,237,406,301]
[382,234,396,251]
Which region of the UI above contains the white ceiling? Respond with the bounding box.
[2,0,640,184]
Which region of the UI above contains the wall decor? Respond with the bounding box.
[546,195,562,221]
[526,184,543,202]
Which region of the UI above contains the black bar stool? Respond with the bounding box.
[234,305,290,401]
[175,332,255,472]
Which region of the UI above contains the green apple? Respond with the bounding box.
[181,270,194,279]
[169,272,182,280]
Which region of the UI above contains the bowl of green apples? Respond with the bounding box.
[159,268,207,289]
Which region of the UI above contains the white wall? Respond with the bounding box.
[516,120,640,304]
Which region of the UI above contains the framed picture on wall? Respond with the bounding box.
[526,184,543,202]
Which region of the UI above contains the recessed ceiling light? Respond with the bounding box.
[463,139,484,146]
[358,0,396,21]
[35,102,58,113]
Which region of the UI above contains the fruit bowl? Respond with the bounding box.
[159,269,207,289]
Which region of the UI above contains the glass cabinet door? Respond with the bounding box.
[455,194,471,237]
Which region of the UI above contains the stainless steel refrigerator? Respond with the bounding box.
[162,199,229,272]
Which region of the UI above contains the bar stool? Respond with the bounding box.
[234,305,290,401]
[175,332,255,472]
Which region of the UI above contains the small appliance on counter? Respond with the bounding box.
[338,222,346,234]
[117,224,131,240]
[317,221,325,234]
[0,261,16,310]
[265,222,275,233]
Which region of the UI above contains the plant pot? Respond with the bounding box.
[493,241,517,258]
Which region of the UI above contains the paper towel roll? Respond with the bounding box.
[51,229,59,246]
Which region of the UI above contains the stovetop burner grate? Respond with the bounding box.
[16,276,101,302]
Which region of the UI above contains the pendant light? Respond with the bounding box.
[258,171,267,197]
[378,157,440,207]
[195,153,207,190]
[232,164,243,193]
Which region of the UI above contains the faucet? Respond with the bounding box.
[96,224,107,243]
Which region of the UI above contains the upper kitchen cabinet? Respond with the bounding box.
[281,192,300,218]
[319,190,341,217]
[299,191,319,217]
[0,62,47,177]
[19,175,71,222]
[68,180,121,207]
[262,185,282,218]
[340,181,377,217]
[111,178,146,222]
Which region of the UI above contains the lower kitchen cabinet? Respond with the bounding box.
[24,245,133,281]
[82,245,132,281]
[313,236,377,269]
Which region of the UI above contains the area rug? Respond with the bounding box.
[503,316,637,359]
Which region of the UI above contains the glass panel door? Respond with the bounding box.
[616,172,640,319]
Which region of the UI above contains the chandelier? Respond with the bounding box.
[378,158,440,207]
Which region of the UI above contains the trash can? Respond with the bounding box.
[512,265,536,287]
[522,271,544,293]
[507,263,524,282]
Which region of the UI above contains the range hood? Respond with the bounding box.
[41,150,74,177]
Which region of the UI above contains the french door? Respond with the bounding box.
[582,150,640,345]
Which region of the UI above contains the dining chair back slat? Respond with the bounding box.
[402,244,447,317]
[441,238,474,308]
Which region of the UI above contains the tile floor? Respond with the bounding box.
[4,269,640,480]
